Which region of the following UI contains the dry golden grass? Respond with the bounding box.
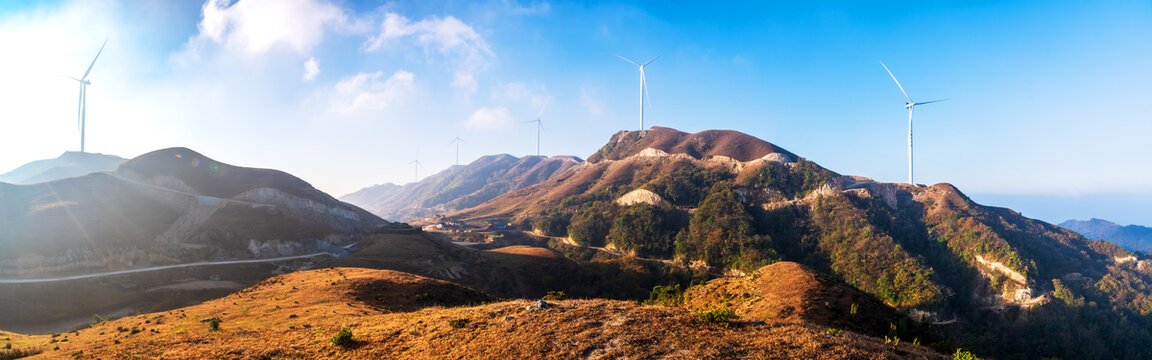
[8,267,944,360]
[683,261,901,337]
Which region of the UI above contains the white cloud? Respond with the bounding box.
[189,0,347,56]
[580,87,607,117]
[492,81,551,109]
[327,70,416,115]
[363,13,492,92]
[464,107,514,129]
[303,57,319,81]
[505,0,551,16]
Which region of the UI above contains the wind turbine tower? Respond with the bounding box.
[526,101,548,156]
[71,39,108,153]
[448,135,465,165]
[880,61,947,185]
[612,52,662,130]
[407,148,424,183]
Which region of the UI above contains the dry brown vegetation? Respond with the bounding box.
[683,261,903,337]
[10,267,944,359]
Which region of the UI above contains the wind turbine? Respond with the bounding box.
[525,101,548,156]
[611,52,662,130]
[71,39,108,153]
[880,61,947,185]
[407,148,424,182]
[448,135,465,165]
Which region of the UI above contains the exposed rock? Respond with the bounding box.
[615,188,664,207]
[526,300,553,311]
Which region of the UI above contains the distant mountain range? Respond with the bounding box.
[340,153,582,222]
[0,147,384,277]
[0,147,385,333]
[0,151,125,184]
[1060,218,1152,253]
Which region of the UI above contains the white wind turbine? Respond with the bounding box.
[70,39,108,153]
[525,101,548,156]
[407,148,424,182]
[612,52,662,130]
[880,61,947,185]
[448,134,465,165]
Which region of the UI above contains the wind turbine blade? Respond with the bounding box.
[642,52,664,66]
[67,76,84,83]
[81,39,108,80]
[609,52,640,66]
[916,99,949,105]
[536,99,549,120]
[880,61,911,103]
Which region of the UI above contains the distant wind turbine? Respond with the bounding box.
[70,39,108,153]
[611,52,662,130]
[880,61,948,185]
[448,135,465,165]
[407,148,424,182]
[525,101,548,156]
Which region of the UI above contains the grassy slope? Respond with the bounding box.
[14,267,944,360]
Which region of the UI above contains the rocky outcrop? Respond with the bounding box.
[615,188,664,206]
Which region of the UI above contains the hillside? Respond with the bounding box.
[341,154,582,222]
[443,127,1152,359]
[0,151,125,184]
[683,261,906,338]
[1060,218,1152,253]
[0,147,385,333]
[2,267,945,359]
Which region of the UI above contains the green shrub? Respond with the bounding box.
[567,202,614,247]
[542,291,566,300]
[448,318,471,329]
[0,346,43,360]
[331,327,355,347]
[953,349,980,360]
[90,314,110,327]
[607,204,682,257]
[826,328,843,337]
[415,292,435,303]
[697,307,736,324]
[206,318,221,332]
[645,284,684,306]
[531,212,570,237]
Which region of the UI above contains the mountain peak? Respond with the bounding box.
[587,127,798,164]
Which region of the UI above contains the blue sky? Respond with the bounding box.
[0,0,1149,225]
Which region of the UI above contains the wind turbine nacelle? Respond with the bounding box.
[904,103,914,109]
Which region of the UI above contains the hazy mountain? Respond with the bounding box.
[1060,218,1152,253]
[446,126,1152,359]
[341,154,582,222]
[0,147,384,277]
[0,151,125,184]
[0,147,386,333]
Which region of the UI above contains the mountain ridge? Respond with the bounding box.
[0,151,125,185]
[340,153,582,222]
[1060,218,1152,253]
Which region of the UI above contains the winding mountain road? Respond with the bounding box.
[0,253,329,284]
